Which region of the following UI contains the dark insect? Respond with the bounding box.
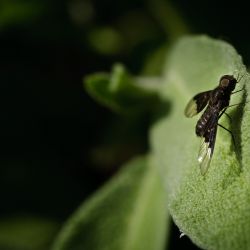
[184,75,242,175]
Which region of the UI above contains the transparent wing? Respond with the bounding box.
[198,138,212,175]
[198,120,218,175]
[184,91,212,118]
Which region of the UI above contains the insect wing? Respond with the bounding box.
[184,91,212,118]
[198,120,218,175]
[198,138,212,175]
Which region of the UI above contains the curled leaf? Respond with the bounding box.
[84,64,162,114]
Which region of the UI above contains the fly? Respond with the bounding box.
[184,74,243,175]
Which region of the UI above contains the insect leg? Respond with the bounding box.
[227,101,249,108]
[217,123,236,147]
[236,73,246,83]
[218,107,232,122]
[219,108,232,123]
[224,112,232,123]
[219,108,227,118]
[232,88,244,94]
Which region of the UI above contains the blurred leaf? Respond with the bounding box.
[87,27,123,55]
[150,35,250,249]
[117,10,161,50]
[0,216,59,250]
[84,64,163,114]
[147,0,190,40]
[0,0,43,28]
[52,156,169,250]
[142,45,169,75]
[68,0,94,26]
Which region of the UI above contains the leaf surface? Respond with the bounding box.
[150,35,250,249]
[52,156,169,250]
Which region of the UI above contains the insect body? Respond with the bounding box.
[184,75,238,175]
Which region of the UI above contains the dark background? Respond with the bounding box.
[0,0,249,249]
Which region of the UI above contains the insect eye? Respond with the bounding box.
[220,78,229,87]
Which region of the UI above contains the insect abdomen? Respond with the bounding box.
[195,109,212,137]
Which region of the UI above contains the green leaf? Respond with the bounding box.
[0,216,59,250]
[0,0,43,28]
[52,156,169,250]
[87,27,123,55]
[150,35,250,249]
[84,64,162,114]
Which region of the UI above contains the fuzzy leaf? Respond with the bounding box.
[150,35,250,249]
[52,156,169,250]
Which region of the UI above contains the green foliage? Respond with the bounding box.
[53,35,250,250]
[87,27,123,55]
[0,0,43,28]
[52,156,169,250]
[4,0,250,249]
[0,216,59,250]
[85,64,161,114]
[82,35,250,249]
[150,36,250,249]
